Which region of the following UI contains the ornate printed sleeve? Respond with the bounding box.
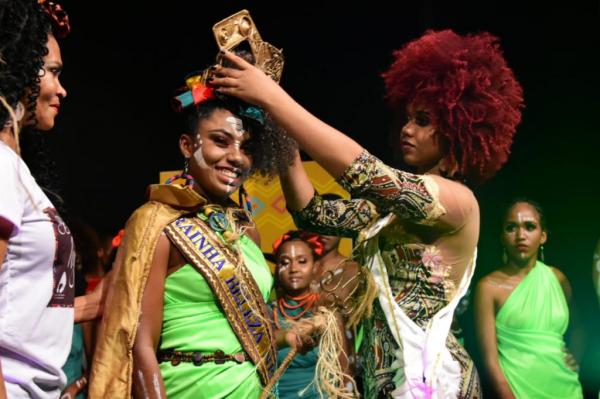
[338,150,446,225]
[291,194,378,238]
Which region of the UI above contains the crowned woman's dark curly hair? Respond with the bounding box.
[383,29,524,183]
[0,0,51,127]
[181,99,296,177]
[179,46,296,177]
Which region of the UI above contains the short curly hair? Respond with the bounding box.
[181,99,296,177]
[178,46,296,177]
[383,29,524,183]
[0,0,51,127]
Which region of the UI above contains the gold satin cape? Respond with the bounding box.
[88,184,206,397]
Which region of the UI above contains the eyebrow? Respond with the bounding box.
[207,129,248,140]
[207,129,235,138]
[505,219,538,224]
[45,62,63,71]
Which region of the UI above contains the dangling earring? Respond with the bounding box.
[165,158,195,188]
[238,185,253,214]
[502,247,508,264]
[539,245,545,263]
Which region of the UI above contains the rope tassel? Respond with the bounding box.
[260,307,358,399]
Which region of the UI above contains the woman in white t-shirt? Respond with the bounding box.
[0,2,101,398]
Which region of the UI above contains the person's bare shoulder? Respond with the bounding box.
[476,269,510,297]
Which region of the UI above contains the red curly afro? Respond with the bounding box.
[383,29,524,182]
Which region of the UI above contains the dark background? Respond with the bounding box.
[51,1,600,395]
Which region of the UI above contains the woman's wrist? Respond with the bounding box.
[275,329,289,348]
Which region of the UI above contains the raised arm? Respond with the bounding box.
[131,234,170,399]
[212,51,363,178]
[474,279,515,399]
[281,151,377,237]
[213,53,457,229]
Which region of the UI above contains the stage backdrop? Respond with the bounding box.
[160,161,352,271]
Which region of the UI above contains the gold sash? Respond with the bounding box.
[165,216,277,385]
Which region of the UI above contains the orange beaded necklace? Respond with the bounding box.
[273,292,319,329]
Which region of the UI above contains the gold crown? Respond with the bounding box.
[212,10,284,83]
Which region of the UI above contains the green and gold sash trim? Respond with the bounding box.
[165,216,276,385]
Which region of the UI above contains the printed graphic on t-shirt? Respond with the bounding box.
[44,208,75,307]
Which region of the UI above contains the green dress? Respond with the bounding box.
[159,234,273,399]
[272,301,319,399]
[496,261,583,398]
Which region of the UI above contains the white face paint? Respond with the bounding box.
[278,263,289,275]
[515,211,537,259]
[224,181,237,194]
[225,116,244,137]
[225,115,246,151]
[193,136,207,168]
[288,244,301,289]
[516,212,536,224]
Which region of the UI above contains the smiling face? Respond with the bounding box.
[180,108,252,200]
[27,34,67,131]
[276,240,316,296]
[398,104,446,174]
[501,202,547,266]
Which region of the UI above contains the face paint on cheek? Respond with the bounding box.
[278,264,288,276]
[193,142,207,169]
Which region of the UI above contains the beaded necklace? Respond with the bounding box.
[274,292,319,329]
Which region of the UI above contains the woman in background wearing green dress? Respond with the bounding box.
[474,199,583,398]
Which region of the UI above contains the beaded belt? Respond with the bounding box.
[157,349,249,367]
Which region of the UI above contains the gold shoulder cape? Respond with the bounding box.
[88,184,205,398]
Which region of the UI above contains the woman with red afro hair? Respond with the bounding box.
[212,28,523,398]
[384,29,523,183]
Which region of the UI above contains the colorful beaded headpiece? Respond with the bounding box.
[172,10,284,125]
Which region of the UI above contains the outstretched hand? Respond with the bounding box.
[210,50,284,109]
